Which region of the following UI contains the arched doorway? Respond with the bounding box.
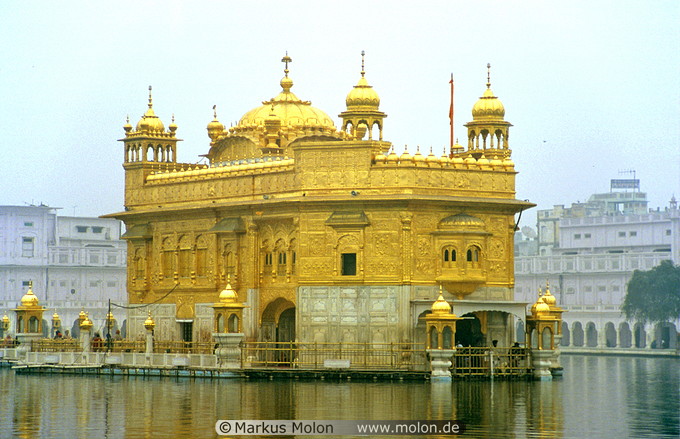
[456,313,483,347]
[586,322,598,347]
[515,320,526,344]
[619,322,632,348]
[561,322,570,346]
[605,322,617,347]
[634,323,646,348]
[261,298,296,343]
[572,322,584,347]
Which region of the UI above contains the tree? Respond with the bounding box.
[622,260,680,324]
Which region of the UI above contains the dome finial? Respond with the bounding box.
[486,63,491,89]
[361,50,366,78]
[213,104,218,119]
[281,52,292,77]
[148,85,153,109]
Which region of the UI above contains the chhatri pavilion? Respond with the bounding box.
[107,54,534,348]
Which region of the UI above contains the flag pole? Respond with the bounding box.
[449,73,454,152]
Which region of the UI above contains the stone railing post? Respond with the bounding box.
[427,349,455,381]
[213,333,244,369]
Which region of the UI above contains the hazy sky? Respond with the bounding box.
[1,1,678,221]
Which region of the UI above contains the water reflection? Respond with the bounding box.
[0,356,677,438]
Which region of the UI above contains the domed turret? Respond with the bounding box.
[431,292,452,314]
[207,106,225,141]
[20,282,39,308]
[339,51,387,141]
[464,64,512,157]
[471,87,505,121]
[135,86,165,132]
[218,281,238,303]
[345,53,381,110]
[542,282,557,307]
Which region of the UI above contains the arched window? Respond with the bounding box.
[228,314,239,333]
[277,252,287,276]
[466,246,481,267]
[442,246,457,268]
[216,314,224,333]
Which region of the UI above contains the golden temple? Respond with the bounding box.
[107,53,534,348]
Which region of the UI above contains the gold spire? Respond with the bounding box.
[361,50,366,77]
[280,52,293,92]
[486,62,491,89]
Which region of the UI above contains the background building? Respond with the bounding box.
[515,185,679,350]
[0,205,127,338]
[108,56,533,347]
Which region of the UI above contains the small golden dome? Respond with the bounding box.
[346,51,381,109]
[52,311,60,320]
[144,312,155,330]
[374,150,387,163]
[386,147,399,163]
[168,114,178,133]
[431,293,452,314]
[535,298,550,315]
[439,213,485,229]
[471,87,505,121]
[207,106,225,141]
[425,147,439,165]
[123,115,132,133]
[2,314,9,325]
[451,141,465,153]
[413,146,426,163]
[399,146,413,163]
[80,315,93,330]
[543,283,557,306]
[136,86,165,132]
[471,64,505,121]
[79,309,87,320]
[218,282,238,303]
[20,283,39,308]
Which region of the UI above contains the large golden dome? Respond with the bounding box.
[236,56,336,132]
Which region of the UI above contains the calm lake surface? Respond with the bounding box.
[0,355,678,438]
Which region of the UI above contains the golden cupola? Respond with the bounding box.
[431,292,453,315]
[471,86,505,121]
[339,51,387,142]
[207,106,225,142]
[19,282,40,308]
[218,281,238,303]
[135,86,166,133]
[464,63,512,158]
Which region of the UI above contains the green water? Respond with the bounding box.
[0,355,677,438]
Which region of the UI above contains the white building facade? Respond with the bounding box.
[516,190,679,351]
[0,205,127,338]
